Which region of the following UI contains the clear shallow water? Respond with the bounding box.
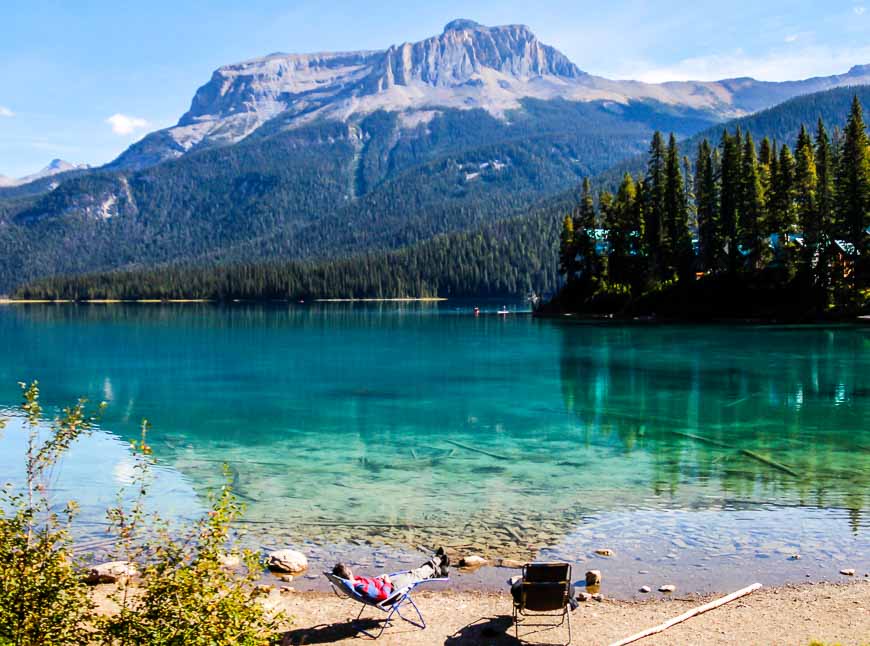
[0,303,867,595]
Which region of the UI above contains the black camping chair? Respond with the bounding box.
[512,562,573,644]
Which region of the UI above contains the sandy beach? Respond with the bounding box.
[270,582,870,645]
[90,580,870,645]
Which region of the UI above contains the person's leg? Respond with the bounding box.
[388,562,436,590]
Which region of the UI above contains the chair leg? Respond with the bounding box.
[566,609,572,645]
[393,595,426,629]
[353,603,395,640]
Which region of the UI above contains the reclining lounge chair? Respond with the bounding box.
[325,569,448,639]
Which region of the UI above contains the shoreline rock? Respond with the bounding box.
[84,561,138,585]
[267,549,308,574]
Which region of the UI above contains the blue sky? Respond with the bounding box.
[1,0,868,177]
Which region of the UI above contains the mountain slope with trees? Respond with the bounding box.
[10,88,869,307]
[0,99,718,293]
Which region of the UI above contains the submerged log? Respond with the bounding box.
[444,439,511,461]
[739,449,800,478]
[671,431,730,448]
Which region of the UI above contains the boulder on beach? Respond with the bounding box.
[659,584,676,592]
[459,555,488,568]
[267,549,308,574]
[84,560,138,585]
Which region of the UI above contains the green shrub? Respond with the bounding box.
[100,426,283,645]
[0,382,101,646]
[0,384,285,645]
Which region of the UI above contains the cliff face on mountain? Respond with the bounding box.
[108,20,870,170]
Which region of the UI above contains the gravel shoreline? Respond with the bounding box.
[272,580,870,645]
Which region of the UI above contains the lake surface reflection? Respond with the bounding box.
[0,304,867,593]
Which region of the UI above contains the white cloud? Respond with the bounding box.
[855,6,866,15]
[106,113,149,136]
[784,34,799,43]
[631,44,870,83]
[0,106,14,118]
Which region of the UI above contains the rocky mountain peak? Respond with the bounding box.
[375,20,583,89]
[106,21,870,172]
[443,19,484,33]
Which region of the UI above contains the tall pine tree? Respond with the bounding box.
[835,95,870,291]
[813,119,836,299]
[664,134,693,279]
[695,139,721,273]
[794,124,819,280]
[644,132,668,282]
[720,128,743,274]
[738,132,767,270]
[574,178,599,282]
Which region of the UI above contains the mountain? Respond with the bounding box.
[110,21,870,171]
[0,159,89,188]
[1,21,869,293]
[10,86,870,301]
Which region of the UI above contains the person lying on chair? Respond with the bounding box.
[332,548,449,603]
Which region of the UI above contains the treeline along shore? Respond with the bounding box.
[542,96,869,321]
[10,215,560,302]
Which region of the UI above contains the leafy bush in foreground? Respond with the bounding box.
[0,382,100,646]
[102,427,282,645]
[0,384,283,645]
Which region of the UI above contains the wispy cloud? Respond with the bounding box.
[106,113,149,136]
[630,44,870,82]
[855,6,866,15]
[0,106,14,118]
[784,34,800,43]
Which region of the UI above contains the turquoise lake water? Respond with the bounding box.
[0,303,868,595]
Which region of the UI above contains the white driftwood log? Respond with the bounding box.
[608,582,763,646]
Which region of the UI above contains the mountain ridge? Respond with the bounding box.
[107,20,870,171]
[0,159,89,188]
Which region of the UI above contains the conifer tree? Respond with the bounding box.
[644,132,668,281]
[559,214,576,280]
[598,190,614,281]
[794,124,818,278]
[771,144,798,273]
[607,174,637,285]
[633,177,646,255]
[720,129,743,273]
[683,155,696,231]
[573,178,599,281]
[759,137,774,213]
[664,134,692,279]
[739,132,767,270]
[835,95,870,285]
[814,118,836,298]
[695,139,721,273]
